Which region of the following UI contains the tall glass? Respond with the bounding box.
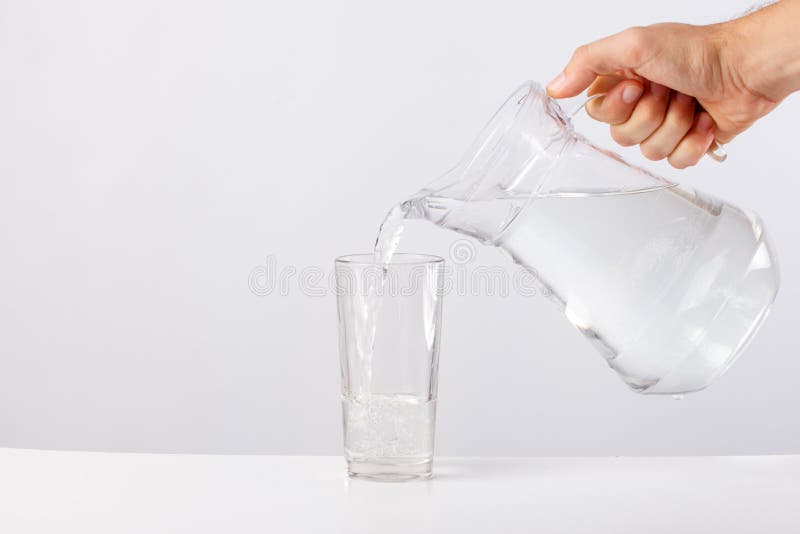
[335,253,444,481]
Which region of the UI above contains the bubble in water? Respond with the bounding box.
[343,394,436,460]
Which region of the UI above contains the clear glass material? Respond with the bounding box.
[376,81,779,395]
[335,253,444,480]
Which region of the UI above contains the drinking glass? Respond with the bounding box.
[335,253,444,481]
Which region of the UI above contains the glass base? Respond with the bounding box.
[346,458,433,481]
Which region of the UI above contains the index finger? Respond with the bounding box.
[547,28,654,98]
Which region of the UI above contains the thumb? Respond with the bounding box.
[547,28,653,98]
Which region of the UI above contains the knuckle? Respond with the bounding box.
[640,144,667,161]
[641,106,666,129]
[625,26,648,43]
[667,158,686,169]
[667,153,695,170]
[610,126,637,147]
[666,111,694,134]
[572,44,590,63]
[606,109,630,125]
[621,27,650,65]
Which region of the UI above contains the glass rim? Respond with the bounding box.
[335,253,444,266]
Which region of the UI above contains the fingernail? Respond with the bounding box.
[622,84,644,104]
[697,113,715,132]
[676,92,694,104]
[547,72,566,94]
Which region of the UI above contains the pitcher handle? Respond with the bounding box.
[569,93,727,163]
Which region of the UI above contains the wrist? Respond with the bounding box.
[721,1,800,102]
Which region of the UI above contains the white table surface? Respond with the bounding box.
[1,448,798,533]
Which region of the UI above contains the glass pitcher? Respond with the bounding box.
[381,81,779,395]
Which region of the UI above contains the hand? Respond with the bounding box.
[547,2,800,169]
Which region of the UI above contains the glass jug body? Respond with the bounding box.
[389,82,779,394]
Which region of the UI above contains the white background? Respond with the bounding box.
[0,0,797,456]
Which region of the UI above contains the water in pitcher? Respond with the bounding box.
[375,184,778,394]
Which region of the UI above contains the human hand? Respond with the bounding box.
[547,2,800,168]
